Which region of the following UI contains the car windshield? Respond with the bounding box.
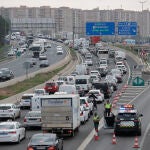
[26,112,41,117]
[0,124,15,129]
[46,83,55,86]
[31,135,55,145]
[0,106,11,110]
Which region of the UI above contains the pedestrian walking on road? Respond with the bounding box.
[93,112,100,132]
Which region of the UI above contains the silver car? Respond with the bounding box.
[24,111,41,128]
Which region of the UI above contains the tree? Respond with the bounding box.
[0,15,9,45]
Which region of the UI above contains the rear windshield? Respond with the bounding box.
[93,83,108,90]
[46,83,55,86]
[0,106,11,110]
[22,96,33,99]
[26,112,41,117]
[117,113,136,119]
[0,124,15,129]
[75,79,87,84]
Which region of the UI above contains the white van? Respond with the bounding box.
[75,75,92,92]
[58,75,75,85]
[58,84,77,94]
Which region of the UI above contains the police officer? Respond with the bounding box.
[89,93,97,110]
[93,112,100,131]
[104,100,112,116]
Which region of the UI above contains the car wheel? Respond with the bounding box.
[137,129,141,136]
[17,135,20,144]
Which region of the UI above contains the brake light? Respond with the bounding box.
[24,118,27,122]
[48,146,56,150]
[86,102,89,107]
[27,147,34,150]
[80,112,83,116]
[9,131,16,134]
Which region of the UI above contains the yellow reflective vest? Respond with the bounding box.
[93,115,100,122]
[105,103,111,109]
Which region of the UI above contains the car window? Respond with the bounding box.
[0,106,11,110]
[22,96,33,99]
[75,79,87,84]
[117,113,136,119]
[46,83,55,86]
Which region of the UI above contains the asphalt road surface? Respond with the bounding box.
[0,50,141,150]
[0,43,66,79]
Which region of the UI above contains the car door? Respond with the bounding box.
[13,105,20,117]
[17,122,24,140]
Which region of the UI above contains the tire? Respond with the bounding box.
[137,129,141,136]
[12,115,15,121]
[24,131,26,139]
[17,135,20,144]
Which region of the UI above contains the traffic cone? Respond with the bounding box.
[133,136,140,148]
[112,133,117,144]
[94,129,99,141]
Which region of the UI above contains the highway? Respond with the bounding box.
[0,43,66,78]
[0,51,144,150]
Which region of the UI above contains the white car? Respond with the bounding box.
[56,46,63,54]
[8,51,16,56]
[90,74,100,83]
[39,54,47,60]
[80,97,92,116]
[80,105,89,124]
[24,111,41,128]
[116,65,127,74]
[0,104,21,120]
[20,93,35,109]
[0,121,26,143]
[88,89,104,103]
[85,59,93,66]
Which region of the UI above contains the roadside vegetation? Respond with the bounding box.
[0,47,76,100]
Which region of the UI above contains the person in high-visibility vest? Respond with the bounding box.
[93,112,100,131]
[104,100,112,116]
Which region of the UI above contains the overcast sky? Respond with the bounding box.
[0,0,149,11]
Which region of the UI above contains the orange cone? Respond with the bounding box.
[133,136,140,148]
[94,129,99,141]
[112,133,117,144]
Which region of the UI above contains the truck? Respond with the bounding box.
[39,94,80,136]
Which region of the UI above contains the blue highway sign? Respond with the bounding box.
[86,22,115,36]
[118,22,137,35]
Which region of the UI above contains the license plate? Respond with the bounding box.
[36,146,45,150]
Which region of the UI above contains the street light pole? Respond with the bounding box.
[139,0,147,44]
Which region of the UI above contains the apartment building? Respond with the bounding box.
[0,6,150,38]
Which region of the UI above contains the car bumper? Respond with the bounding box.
[24,122,41,127]
[0,135,18,142]
[0,114,14,118]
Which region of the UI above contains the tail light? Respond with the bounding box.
[27,147,34,150]
[80,112,83,116]
[86,102,89,107]
[134,120,139,122]
[24,118,27,122]
[48,146,56,150]
[9,131,16,134]
[68,130,72,133]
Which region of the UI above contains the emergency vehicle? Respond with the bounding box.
[114,104,143,136]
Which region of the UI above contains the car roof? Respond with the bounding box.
[0,103,14,106]
[0,121,18,125]
[32,133,56,138]
[22,93,35,96]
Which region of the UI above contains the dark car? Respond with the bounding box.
[0,68,14,81]
[40,60,49,67]
[114,104,143,136]
[92,81,112,98]
[27,133,63,150]
[44,81,59,94]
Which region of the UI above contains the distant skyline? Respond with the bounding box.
[0,0,150,11]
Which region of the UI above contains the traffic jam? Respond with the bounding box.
[0,38,143,150]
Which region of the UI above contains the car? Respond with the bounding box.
[44,81,59,94]
[111,68,123,83]
[85,59,93,66]
[39,60,49,67]
[20,93,35,109]
[88,89,104,103]
[80,105,89,124]
[39,54,47,60]
[24,111,41,128]
[92,81,113,98]
[116,65,127,74]
[0,68,14,81]
[90,70,101,78]
[80,97,93,116]
[90,74,100,83]
[114,104,143,136]
[59,84,77,94]
[8,50,16,56]
[105,75,118,91]
[56,46,64,54]
[27,133,63,150]
[76,85,85,97]
[0,121,26,143]
[97,66,108,77]
[34,88,47,95]
[29,58,37,65]
[45,43,51,48]
[0,103,21,120]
